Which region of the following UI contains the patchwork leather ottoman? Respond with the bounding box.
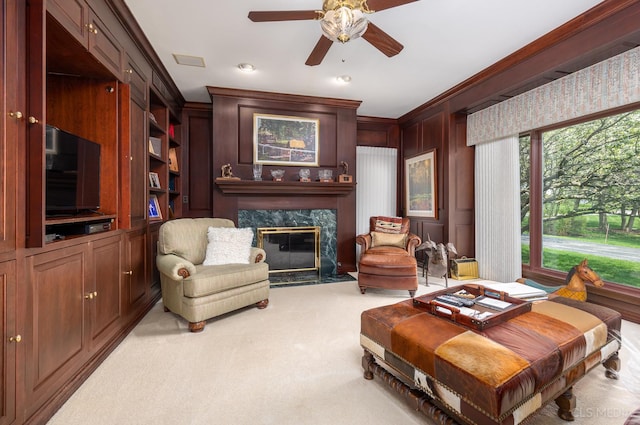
[360,289,622,425]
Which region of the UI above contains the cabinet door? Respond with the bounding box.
[24,246,88,419]
[46,0,90,46]
[148,223,161,296]
[119,84,148,230]
[88,235,123,351]
[125,53,148,108]
[0,0,21,255]
[0,260,17,425]
[123,229,147,316]
[87,7,123,79]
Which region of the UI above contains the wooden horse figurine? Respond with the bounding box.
[518,258,604,301]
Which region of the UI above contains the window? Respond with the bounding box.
[520,108,640,291]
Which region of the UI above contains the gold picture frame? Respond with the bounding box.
[253,113,319,166]
[405,150,437,218]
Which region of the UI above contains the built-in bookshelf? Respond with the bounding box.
[148,89,181,222]
[168,117,181,218]
[148,90,168,222]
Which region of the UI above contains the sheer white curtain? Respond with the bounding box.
[474,137,522,282]
[356,147,397,259]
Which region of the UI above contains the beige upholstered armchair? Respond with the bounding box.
[156,218,270,332]
[355,216,421,296]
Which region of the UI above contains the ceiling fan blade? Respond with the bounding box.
[362,22,403,57]
[366,0,419,12]
[248,10,319,22]
[305,36,333,66]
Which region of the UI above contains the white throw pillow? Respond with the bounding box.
[203,227,254,265]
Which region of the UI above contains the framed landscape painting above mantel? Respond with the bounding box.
[253,113,319,166]
[405,150,437,218]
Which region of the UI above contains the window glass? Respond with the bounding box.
[522,110,640,289]
[519,134,530,266]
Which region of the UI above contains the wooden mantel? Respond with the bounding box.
[215,178,355,196]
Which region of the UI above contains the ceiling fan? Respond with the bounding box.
[248,0,418,66]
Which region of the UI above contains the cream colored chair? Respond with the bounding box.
[156,218,270,332]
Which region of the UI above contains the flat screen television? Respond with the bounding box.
[45,125,101,216]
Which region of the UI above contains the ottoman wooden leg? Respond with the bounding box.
[604,352,620,379]
[555,387,576,421]
[362,350,374,380]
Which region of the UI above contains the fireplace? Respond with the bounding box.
[257,226,320,281]
[238,209,337,277]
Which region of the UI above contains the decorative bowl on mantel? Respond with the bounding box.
[271,169,285,181]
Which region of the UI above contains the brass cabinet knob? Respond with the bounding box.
[9,335,22,343]
[28,116,39,124]
[86,23,98,34]
[85,293,94,300]
[124,270,133,275]
[9,111,23,119]
[93,291,98,298]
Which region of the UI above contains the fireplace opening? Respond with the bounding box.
[257,226,320,283]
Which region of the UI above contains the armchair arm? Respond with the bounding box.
[355,233,372,251]
[405,233,421,256]
[250,247,267,263]
[156,254,197,280]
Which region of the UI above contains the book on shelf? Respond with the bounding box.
[148,137,162,156]
[168,147,179,171]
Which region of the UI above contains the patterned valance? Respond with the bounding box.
[467,46,640,145]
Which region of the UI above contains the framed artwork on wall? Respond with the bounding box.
[405,149,437,218]
[253,113,319,166]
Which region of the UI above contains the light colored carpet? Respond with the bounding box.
[47,275,640,425]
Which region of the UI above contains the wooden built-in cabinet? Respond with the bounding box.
[23,233,123,422]
[7,0,185,423]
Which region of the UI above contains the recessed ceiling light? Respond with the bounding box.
[172,54,206,68]
[336,75,352,84]
[237,63,256,73]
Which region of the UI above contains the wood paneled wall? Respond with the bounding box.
[206,87,361,272]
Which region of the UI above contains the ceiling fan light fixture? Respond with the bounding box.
[320,1,369,43]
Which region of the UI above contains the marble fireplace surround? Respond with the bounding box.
[238,209,337,277]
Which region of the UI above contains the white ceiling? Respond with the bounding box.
[122,0,604,119]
